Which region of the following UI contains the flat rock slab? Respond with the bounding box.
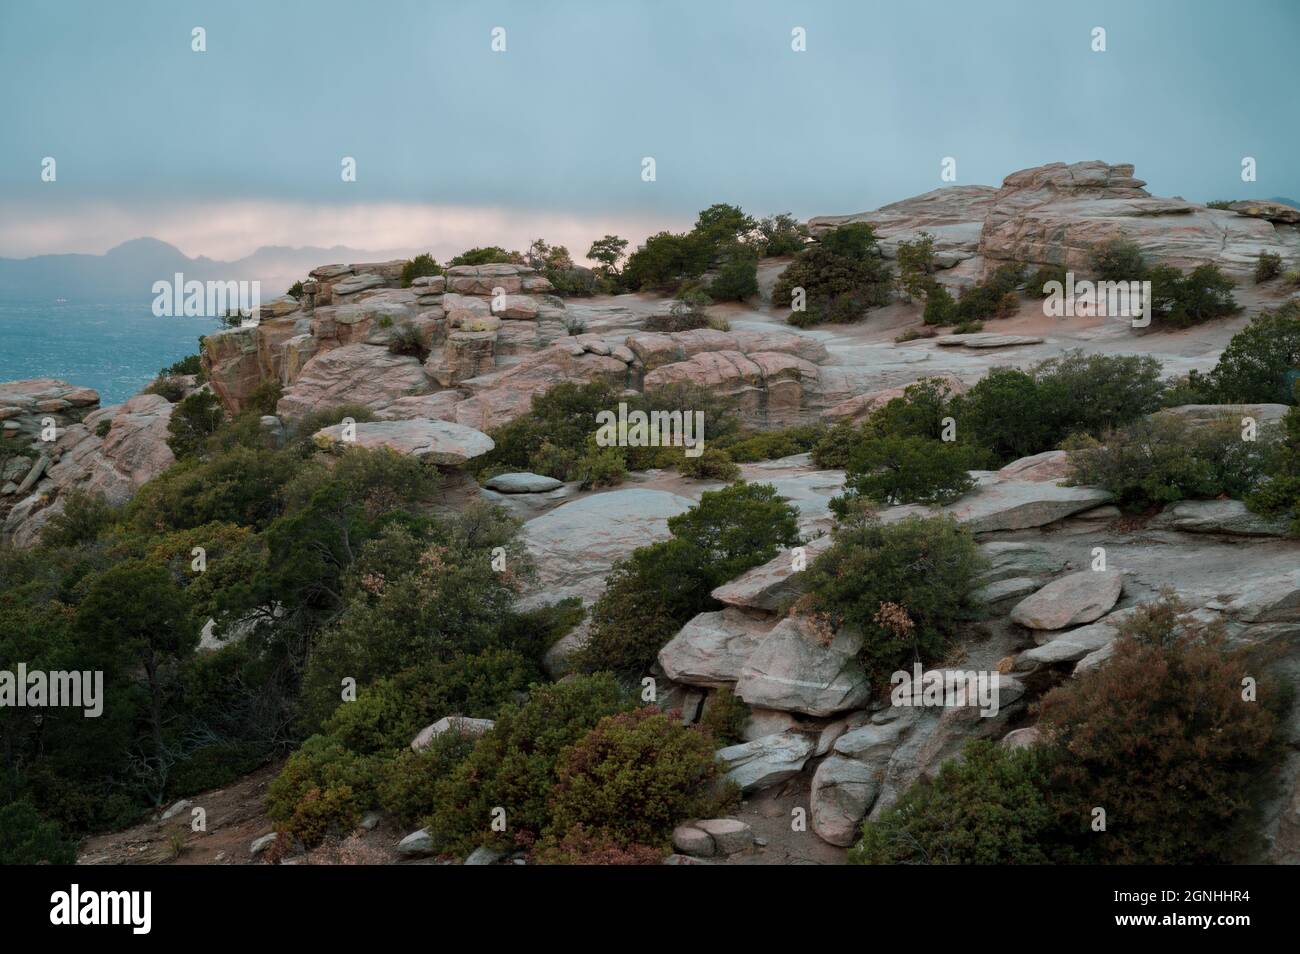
[934,333,1045,348]
[692,818,754,855]
[888,478,1112,533]
[312,419,493,464]
[975,576,1041,606]
[735,615,871,717]
[1149,499,1290,537]
[716,732,816,793]
[1205,568,1300,624]
[484,472,565,494]
[1010,570,1124,630]
[710,535,834,612]
[1014,614,1127,670]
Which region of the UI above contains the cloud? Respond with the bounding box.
[0,198,687,264]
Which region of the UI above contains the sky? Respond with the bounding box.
[1,0,1297,262]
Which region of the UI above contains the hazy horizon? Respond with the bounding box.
[3,0,1298,262]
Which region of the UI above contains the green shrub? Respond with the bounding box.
[287,280,304,300]
[161,354,202,377]
[801,513,985,684]
[448,246,514,267]
[678,446,740,480]
[754,213,808,257]
[644,291,717,332]
[955,264,1023,322]
[951,320,984,334]
[0,800,77,864]
[1028,263,1068,298]
[895,232,936,302]
[247,378,283,417]
[1038,597,1284,864]
[1202,301,1300,403]
[623,231,711,291]
[1064,412,1270,509]
[1246,405,1300,534]
[773,223,894,327]
[717,424,827,462]
[167,389,225,459]
[424,674,631,855]
[708,243,760,301]
[265,735,381,847]
[850,741,1064,865]
[544,706,732,849]
[922,282,958,325]
[1089,238,1147,282]
[400,253,442,287]
[839,436,977,506]
[1148,263,1239,327]
[377,731,477,826]
[1256,250,1283,283]
[42,491,114,548]
[95,419,112,438]
[699,686,748,746]
[143,375,187,403]
[387,322,429,360]
[322,649,537,755]
[573,443,627,489]
[530,824,666,865]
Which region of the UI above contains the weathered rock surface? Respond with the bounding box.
[1010,570,1124,630]
[277,344,431,419]
[692,818,754,855]
[735,615,871,717]
[483,472,564,494]
[715,731,816,792]
[888,476,1112,533]
[934,333,1045,348]
[810,755,882,847]
[1150,499,1290,537]
[311,419,493,464]
[657,608,774,687]
[709,536,833,612]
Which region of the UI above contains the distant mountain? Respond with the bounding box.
[1270,197,1300,210]
[0,238,421,301]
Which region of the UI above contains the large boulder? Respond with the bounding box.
[887,475,1112,533]
[977,160,1291,277]
[715,731,816,792]
[276,344,431,419]
[709,536,833,613]
[1010,570,1124,631]
[657,608,773,687]
[810,755,882,847]
[1149,499,1290,537]
[311,419,493,464]
[520,488,695,606]
[735,615,871,717]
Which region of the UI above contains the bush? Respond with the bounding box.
[754,213,808,257]
[850,741,1064,865]
[1148,263,1239,327]
[1246,405,1300,534]
[161,354,202,377]
[678,446,740,481]
[839,436,976,506]
[265,736,381,847]
[42,490,114,547]
[1037,597,1283,864]
[424,674,631,855]
[167,389,225,459]
[773,223,894,327]
[386,322,429,360]
[376,731,477,826]
[950,368,1053,463]
[644,292,716,332]
[623,231,711,291]
[400,253,442,288]
[1256,250,1283,283]
[531,824,666,865]
[573,443,626,489]
[708,243,759,301]
[1202,301,1300,403]
[717,424,827,462]
[955,264,1023,322]
[801,513,985,684]
[1028,263,1068,298]
[544,707,731,849]
[143,375,187,403]
[895,233,936,302]
[287,280,304,300]
[448,246,515,267]
[1089,238,1147,282]
[699,686,748,746]
[0,800,77,864]
[921,282,957,325]
[1064,411,1270,509]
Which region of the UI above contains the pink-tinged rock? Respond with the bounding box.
[1009,570,1124,630]
[452,344,629,431]
[822,374,967,423]
[996,450,1071,483]
[377,390,467,422]
[312,419,493,465]
[276,344,431,419]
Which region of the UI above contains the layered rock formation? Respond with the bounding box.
[811,159,1300,282]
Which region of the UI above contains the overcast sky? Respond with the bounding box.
[1,0,1296,261]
